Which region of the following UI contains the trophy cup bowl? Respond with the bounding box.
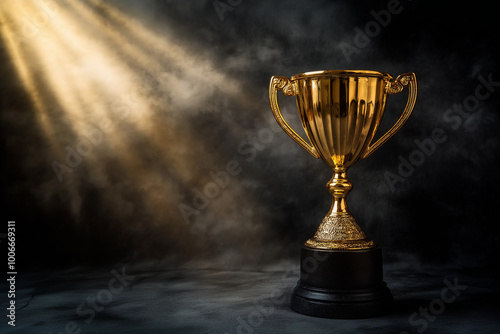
[269,70,417,318]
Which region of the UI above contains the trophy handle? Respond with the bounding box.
[269,76,320,159]
[361,72,417,159]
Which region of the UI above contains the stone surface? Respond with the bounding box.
[4,262,499,334]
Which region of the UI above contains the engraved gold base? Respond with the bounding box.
[305,238,375,250]
[305,214,375,250]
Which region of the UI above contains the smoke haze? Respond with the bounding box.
[1,0,499,271]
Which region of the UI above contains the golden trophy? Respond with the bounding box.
[269,70,417,318]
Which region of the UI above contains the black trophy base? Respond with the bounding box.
[291,245,393,319]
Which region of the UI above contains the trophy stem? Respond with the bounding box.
[327,167,353,216]
[304,167,375,250]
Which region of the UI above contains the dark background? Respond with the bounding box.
[1,0,499,274]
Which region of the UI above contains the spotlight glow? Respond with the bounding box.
[0,0,268,262]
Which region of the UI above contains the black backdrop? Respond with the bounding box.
[1,0,499,273]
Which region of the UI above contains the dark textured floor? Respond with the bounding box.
[4,262,500,334]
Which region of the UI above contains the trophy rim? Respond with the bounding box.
[291,70,392,80]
